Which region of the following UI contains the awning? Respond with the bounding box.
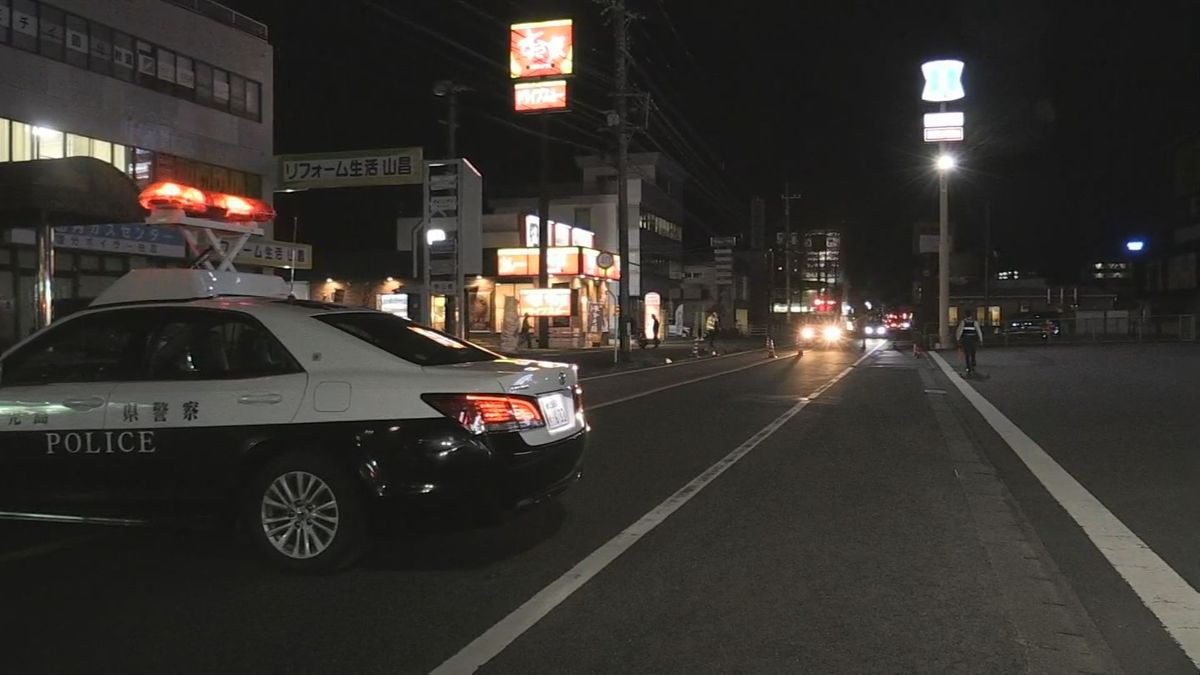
[0,157,144,228]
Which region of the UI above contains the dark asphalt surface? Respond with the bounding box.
[0,341,1192,673]
[949,343,1200,674]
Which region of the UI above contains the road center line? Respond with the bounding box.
[431,345,882,674]
[930,352,1200,668]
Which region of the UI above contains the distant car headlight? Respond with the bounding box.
[800,327,816,341]
[875,327,887,336]
[864,326,876,336]
[822,326,842,342]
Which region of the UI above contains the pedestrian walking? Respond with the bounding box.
[705,312,719,353]
[956,310,982,374]
[519,313,533,350]
[650,314,661,348]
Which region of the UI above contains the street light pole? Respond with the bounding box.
[614,0,631,359]
[938,136,951,348]
[782,186,801,327]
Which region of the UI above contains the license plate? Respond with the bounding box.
[539,393,574,433]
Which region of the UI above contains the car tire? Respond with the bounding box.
[242,450,369,574]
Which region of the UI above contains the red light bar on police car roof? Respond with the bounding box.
[139,181,209,215]
[137,182,275,223]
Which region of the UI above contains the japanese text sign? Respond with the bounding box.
[514,80,568,113]
[510,19,574,79]
[280,147,424,189]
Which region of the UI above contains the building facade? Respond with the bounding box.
[0,0,272,344]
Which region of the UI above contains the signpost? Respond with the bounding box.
[279,147,424,190]
[921,58,966,349]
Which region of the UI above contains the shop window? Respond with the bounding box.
[11,120,32,161]
[0,118,8,162]
[34,126,64,159]
[88,21,112,75]
[11,0,37,52]
[37,3,64,61]
[112,30,134,81]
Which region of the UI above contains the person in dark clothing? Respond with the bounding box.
[519,313,533,349]
[650,314,661,348]
[956,311,982,373]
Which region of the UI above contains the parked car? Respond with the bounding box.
[1004,312,1062,339]
[0,269,588,572]
[667,323,692,338]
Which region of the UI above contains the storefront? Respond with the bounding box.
[481,246,621,348]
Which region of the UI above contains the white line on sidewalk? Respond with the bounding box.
[930,352,1200,668]
[431,345,882,674]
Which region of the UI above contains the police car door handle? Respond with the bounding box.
[238,393,283,405]
[63,397,105,411]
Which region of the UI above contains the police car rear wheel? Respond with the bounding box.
[245,452,367,573]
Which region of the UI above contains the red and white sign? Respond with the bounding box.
[519,288,573,317]
[510,19,574,79]
[514,80,568,112]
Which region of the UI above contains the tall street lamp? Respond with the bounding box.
[921,58,966,349]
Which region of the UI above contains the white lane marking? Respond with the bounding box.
[581,348,763,382]
[432,345,882,674]
[931,352,1200,667]
[590,350,815,411]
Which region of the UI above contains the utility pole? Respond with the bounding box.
[538,115,551,348]
[614,0,631,359]
[983,200,991,328]
[782,186,802,327]
[433,80,472,159]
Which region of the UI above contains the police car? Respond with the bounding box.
[0,269,587,572]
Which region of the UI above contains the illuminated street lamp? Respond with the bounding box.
[935,154,957,172]
[922,58,965,349]
[1125,239,1146,253]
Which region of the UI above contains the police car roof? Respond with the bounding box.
[91,269,291,307]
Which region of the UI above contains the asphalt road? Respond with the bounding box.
[0,341,1194,673]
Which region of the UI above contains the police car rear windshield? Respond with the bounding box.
[315,312,499,366]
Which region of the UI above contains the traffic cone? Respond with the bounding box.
[691,338,701,358]
[766,337,777,358]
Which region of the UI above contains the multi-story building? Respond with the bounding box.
[0,0,272,344]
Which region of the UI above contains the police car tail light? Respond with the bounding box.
[139,181,208,214]
[422,394,546,434]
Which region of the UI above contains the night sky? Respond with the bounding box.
[224,0,1200,300]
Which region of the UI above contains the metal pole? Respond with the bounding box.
[784,184,792,326]
[447,90,458,160]
[289,216,298,290]
[615,0,631,359]
[538,115,551,349]
[983,201,990,329]
[35,211,54,329]
[938,137,951,349]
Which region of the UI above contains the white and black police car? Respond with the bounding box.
[0,269,587,572]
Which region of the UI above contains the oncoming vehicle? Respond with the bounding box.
[796,319,847,354]
[0,269,587,573]
[1005,312,1062,339]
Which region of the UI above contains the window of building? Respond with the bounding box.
[0,118,8,162]
[156,46,175,87]
[112,143,127,174]
[111,30,133,81]
[246,80,260,121]
[87,21,110,75]
[176,55,194,91]
[195,61,213,104]
[65,132,90,157]
[10,120,32,161]
[230,73,246,115]
[63,12,86,67]
[135,39,156,86]
[37,2,63,60]
[33,125,63,159]
[11,0,38,52]
[213,68,230,109]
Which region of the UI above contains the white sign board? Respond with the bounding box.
[924,127,964,142]
[280,147,424,189]
[924,111,964,128]
[921,59,965,102]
